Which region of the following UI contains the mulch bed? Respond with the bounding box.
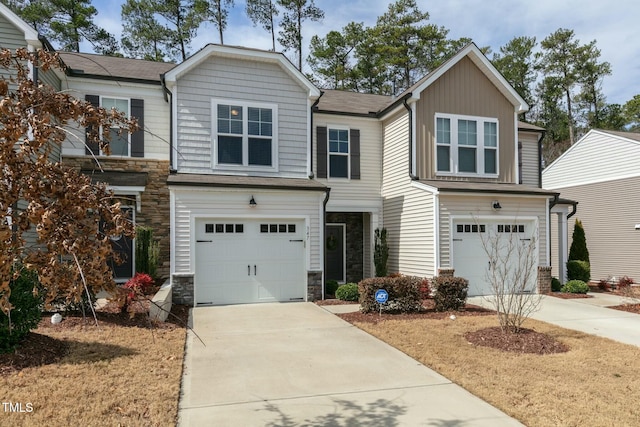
[609,303,640,315]
[548,292,593,299]
[315,299,359,306]
[465,327,569,354]
[0,303,190,375]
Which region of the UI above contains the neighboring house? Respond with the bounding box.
[543,129,640,282]
[57,52,174,282]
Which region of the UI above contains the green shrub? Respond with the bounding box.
[561,280,590,294]
[432,276,468,312]
[567,260,590,282]
[0,267,43,353]
[359,275,424,313]
[325,280,339,296]
[568,219,590,264]
[335,283,359,301]
[135,226,159,279]
[374,228,389,277]
[551,277,562,292]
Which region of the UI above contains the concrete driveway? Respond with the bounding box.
[178,302,522,426]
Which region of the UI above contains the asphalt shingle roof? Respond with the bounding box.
[58,52,175,82]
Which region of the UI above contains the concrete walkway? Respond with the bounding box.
[468,293,640,347]
[178,302,523,426]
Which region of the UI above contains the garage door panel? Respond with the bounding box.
[195,219,306,305]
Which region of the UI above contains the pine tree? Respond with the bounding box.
[568,219,590,263]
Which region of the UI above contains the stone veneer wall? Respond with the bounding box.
[172,273,194,305]
[537,266,552,294]
[307,271,323,301]
[63,156,171,280]
[326,212,364,283]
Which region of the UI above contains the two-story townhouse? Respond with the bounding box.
[56,53,174,282]
[163,45,328,306]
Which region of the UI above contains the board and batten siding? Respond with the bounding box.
[175,56,309,177]
[60,79,170,160]
[314,114,383,212]
[415,56,517,183]
[171,188,324,274]
[438,195,549,269]
[549,176,640,282]
[519,131,540,187]
[381,110,436,277]
[543,130,640,189]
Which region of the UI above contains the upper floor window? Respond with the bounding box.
[329,128,349,178]
[436,113,499,177]
[101,97,130,156]
[213,100,277,170]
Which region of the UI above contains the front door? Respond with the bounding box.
[109,206,134,281]
[325,224,345,282]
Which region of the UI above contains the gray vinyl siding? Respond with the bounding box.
[550,176,640,281]
[171,188,323,274]
[382,111,436,277]
[415,56,517,182]
[314,114,383,212]
[543,130,640,189]
[175,56,309,177]
[438,195,549,269]
[0,13,27,50]
[519,131,540,187]
[60,78,170,161]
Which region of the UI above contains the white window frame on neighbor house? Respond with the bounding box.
[327,125,350,179]
[435,113,499,177]
[212,99,279,172]
[100,96,131,157]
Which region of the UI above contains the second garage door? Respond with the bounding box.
[452,219,538,296]
[194,218,307,305]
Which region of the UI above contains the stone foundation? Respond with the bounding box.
[307,271,323,301]
[438,268,455,278]
[172,274,194,305]
[537,266,552,294]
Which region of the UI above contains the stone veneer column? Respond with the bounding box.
[307,271,322,301]
[171,274,194,305]
[537,266,552,294]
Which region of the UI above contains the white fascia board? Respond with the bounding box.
[410,180,439,194]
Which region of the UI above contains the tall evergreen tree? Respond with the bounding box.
[153,0,207,61]
[204,0,234,44]
[575,40,611,129]
[121,0,172,61]
[245,0,279,51]
[307,23,361,90]
[277,0,324,71]
[623,94,640,131]
[568,219,590,264]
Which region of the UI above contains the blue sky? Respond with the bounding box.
[90,0,640,106]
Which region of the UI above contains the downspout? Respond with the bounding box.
[309,91,323,179]
[567,201,578,219]
[321,187,331,300]
[161,75,175,172]
[403,98,419,180]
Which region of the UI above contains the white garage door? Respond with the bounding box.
[195,219,306,305]
[452,220,538,296]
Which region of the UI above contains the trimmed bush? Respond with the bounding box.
[335,283,359,301]
[551,277,562,292]
[567,260,590,282]
[359,275,424,313]
[325,280,339,296]
[561,279,590,294]
[432,276,468,312]
[0,267,43,353]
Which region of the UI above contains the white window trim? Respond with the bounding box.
[435,113,499,178]
[211,98,279,172]
[327,125,350,180]
[100,96,131,157]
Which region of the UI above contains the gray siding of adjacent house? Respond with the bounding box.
[415,56,517,183]
[549,176,640,282]
[382,110,436,277]
[175,56,309,177]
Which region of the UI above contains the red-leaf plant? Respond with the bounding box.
[120,273,155,314]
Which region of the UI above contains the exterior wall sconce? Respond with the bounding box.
[492,200,502,210]
[249,195,257,207]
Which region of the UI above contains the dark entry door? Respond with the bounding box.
[325,224,345,282]
[109,206,134,281]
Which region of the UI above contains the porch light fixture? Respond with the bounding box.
[249,195,257,207]
[492,201,502,210]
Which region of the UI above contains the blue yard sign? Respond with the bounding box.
[375,289,388,304]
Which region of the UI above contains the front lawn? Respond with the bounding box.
[342,311,640,426]
[0,306,188,426]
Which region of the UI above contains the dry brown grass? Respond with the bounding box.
[353,315,640,427]
[0,318,186,426]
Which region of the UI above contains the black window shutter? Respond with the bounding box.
[350,129,360,180]
[317,126,327,178]
[131,98,144,157]
[85,95,100,155]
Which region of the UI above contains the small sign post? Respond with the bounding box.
[375,289,388,316]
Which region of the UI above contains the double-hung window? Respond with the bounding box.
[435,113,499,176]
[213,100,277,170]
[101,97,130,156]
[328,128,349,178]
